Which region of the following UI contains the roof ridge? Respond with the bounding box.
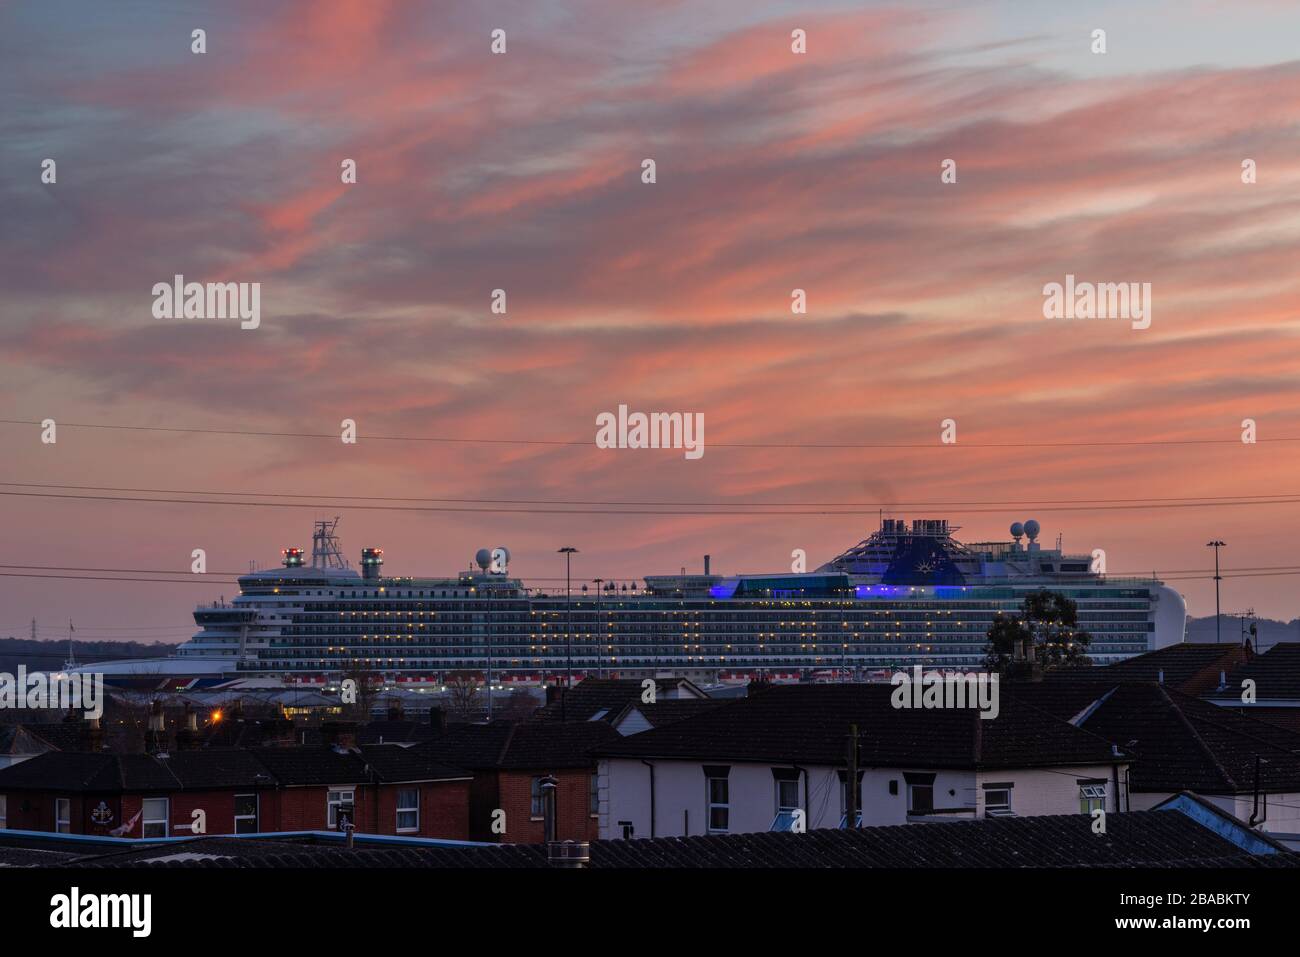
[1158,685,1239,791]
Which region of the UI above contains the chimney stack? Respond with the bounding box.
[175,703,203,750]
[83,716,104,753]
[428,706,447,732]
[539,775,558,843]
[321,720,357,750]
[704,554,711,575]
[547,841,591,869]
[361,547,383,580]
[146,699,167,753]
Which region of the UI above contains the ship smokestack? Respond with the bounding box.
[282,547,305,568]
[361,547,384,580]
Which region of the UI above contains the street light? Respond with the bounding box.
[1206,540,1226,644]
[558,547,579,719]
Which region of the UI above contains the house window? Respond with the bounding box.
[142,798,169,838]
[0,794,6,829]
[984,788,1012,816]
[530,777,544,819]
[396,788,419,832]
[55,798,71,834]
[776,778,800,813]
[589,772,600,817]
[327,789,355,829]
[903,773,936,815]
[706,769,730,833]
[234,794,258,834]
[1080,783,1108,814]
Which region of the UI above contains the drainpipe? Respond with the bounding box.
[1249,755,1268,828]
[640,760,656,837]
[793,764,808,829]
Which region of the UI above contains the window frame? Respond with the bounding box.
[707,776,730,833]
[55,797,71,834]
[0,793,6,829]
[530,776,544,820]
[589,771,600,818]
[327,788,355,829]
[234,793,259,834]
[396,787,420,833]
[1079,782,1108,814]
[141,797,169,838]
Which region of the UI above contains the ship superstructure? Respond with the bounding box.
[87,518,1186,687]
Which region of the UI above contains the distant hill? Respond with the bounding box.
[1185,615,1300,652]
[0,637,180,675]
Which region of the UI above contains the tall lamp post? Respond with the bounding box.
[1206,540,1226,644]
[558,547,578,719]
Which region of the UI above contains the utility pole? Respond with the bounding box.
[593,579,604,679]
[846,723,859,829]
[558,547,578,720]
[1207,541,1226,643]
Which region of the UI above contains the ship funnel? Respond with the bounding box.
[361,547,384,580]
[282,547,305,568]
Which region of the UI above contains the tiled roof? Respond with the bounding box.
[76,836,548,869]
[533,678,704,722]
[0,745,469,792]
[1010,680,1300,794]
[599,683,1119,769]
[1222,642,1300,699]
[588,810,1287,868]
[69,806,1298,869]
[22,722,91,752]
[611,699,727,729]
[355,720,444,746]
[0,726,55,757]
[413,721,619,771]
[1058,643,1251,695]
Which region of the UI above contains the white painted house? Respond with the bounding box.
[595,683,1127,839]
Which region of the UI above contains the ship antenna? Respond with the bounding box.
[311,516,351,570]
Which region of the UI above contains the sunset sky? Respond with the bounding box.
[3,0,1300,647]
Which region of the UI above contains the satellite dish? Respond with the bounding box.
[1024,519,1040,540]
[474,548,492,571]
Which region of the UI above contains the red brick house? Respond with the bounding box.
[414,721,620,844]
[0,744,471,840]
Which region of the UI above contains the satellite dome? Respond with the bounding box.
[1010,522,1025,538]
[1024,519,1040,540]
[474,548,492,570]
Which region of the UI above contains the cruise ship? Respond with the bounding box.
[82,517,1186,689]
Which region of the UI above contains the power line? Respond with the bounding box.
[3,417,1298,450]
[3,480,1300,509]
[6,488,1300,516]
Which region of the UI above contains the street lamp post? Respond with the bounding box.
[1207,540,1226,644]
[558,547,578,719]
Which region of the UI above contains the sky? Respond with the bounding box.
[2,0,1299,647]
